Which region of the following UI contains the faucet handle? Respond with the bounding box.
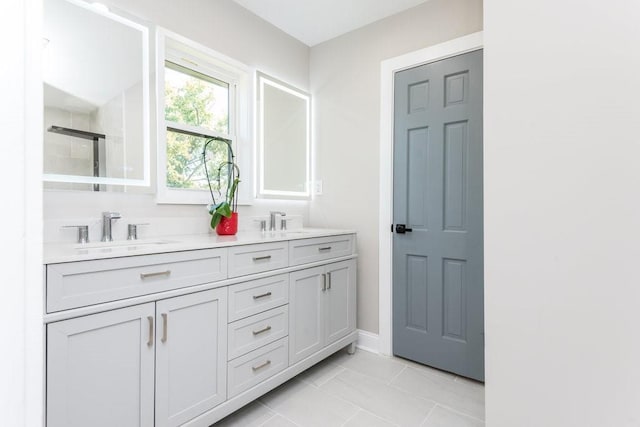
[127,223,149,240]
[103,211,121,219]
[62,225,89,244]
[253,219,267,232]
[280,218,294,231]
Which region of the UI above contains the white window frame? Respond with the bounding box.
[156,27,253,204]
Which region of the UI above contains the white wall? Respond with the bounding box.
[44,0,311,242]
[484,1,640,425]
[0,0,43,425]
[309,0,482,333]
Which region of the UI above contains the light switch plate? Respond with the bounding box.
[313,180,323,195]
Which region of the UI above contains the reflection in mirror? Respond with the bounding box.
[43,0,150,191]
[257,72,310,198]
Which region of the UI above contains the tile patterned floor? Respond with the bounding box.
[213,348,485,427]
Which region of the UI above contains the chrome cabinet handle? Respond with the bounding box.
[140,270,171,279]
[322,273,327,291]
[252,325,272,336]
[252,360,271,371]
[318,246,332,252]
[327,272,332,290]
[252,255,272,262]
[161,313,168,343]
[253,292,272,300]
[147,316,154,347]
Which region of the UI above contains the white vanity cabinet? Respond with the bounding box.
[44,231,357,427]
[289,259,357,364]
[226,274,290,398]
[46,304,156,427]
[155,289,227,427]
[46,288,227,427]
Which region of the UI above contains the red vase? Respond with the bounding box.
[216,212,238,235]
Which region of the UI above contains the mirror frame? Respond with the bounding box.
[256,72,311,199]
[42,0,151,187]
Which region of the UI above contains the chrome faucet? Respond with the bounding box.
[101,212,121,242]
[269,211,286,231]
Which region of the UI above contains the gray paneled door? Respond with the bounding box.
[392,50,484,381]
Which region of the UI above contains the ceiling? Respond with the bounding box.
[232,0,429,46]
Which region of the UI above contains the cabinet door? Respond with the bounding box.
[324,259,357,345]
[47,303,155,427]
[289,266,325,364]
[155,289,227,427]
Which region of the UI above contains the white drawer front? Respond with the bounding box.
[228,242,289,278]
[46,249,227,312]
[228,305,288,360]
[289,235,354,266]
[227,338,288,398]
[228,274,289,322]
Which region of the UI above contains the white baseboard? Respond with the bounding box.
[356,329,380,354]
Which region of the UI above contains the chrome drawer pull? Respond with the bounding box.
[252,255,272,262]
[327,272,332,290]
[253,291,272,300]
[252,360,271,371]
[140,270,171,279]
[322,273,327,291]
[252,325,272,336]
[147,316,154,347]
[318,246,332,252]
[161,313,168,343]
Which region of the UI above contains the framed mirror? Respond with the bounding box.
[257,72,310,199]
[43,0,150,190]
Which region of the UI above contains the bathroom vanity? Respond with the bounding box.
[43,230,357,427]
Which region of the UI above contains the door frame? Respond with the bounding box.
[378,32,483,356]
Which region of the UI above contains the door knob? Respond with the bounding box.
[395,224,413,234]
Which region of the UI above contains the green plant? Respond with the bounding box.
[208,165,240,228]
[202,137,240,229]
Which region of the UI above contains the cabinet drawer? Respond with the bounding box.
[228,242,288,278]
[289,235,354,266]
[46,249,227,312]
[228,305,288,360]
[228,274,289,322]
[227,338,288,398]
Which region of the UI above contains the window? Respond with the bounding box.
[164,61,231,193]
[156,29,251,204]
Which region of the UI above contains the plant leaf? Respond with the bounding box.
[216,202,232,218]
[210,212,222,228]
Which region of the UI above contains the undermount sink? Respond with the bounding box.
[73,239,178,252]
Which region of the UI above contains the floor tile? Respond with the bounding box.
[297,354,345,387]
[259,378,358,427]
[421,405,484,427]
[320,368,435,426]
[336,349,406,384]
[390,367,484,420]
[453,376,485,391]
[343,410,399,427]
[260,414,299,427]
[213,350,486,427]
[392,355,458,381]
[213,401,274,426]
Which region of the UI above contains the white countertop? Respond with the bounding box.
[44,228,356,264]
